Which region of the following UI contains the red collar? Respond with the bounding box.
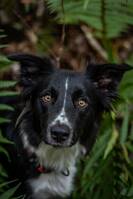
[36,165,52,174]
[36,165,70,176]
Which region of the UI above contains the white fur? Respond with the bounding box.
[36,142,80,171]
[51,78,71,128]
[29,170,75,198]
[29,142,80,198]
[20,131,82,199]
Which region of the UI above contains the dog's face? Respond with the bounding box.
[35,70,97,147]
[8,54,131,149]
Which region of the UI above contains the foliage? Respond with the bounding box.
[72,70,133,199]
[47,0,133,39]
[0,0,133,199]
[0,51,20,198]
[46,1,133,198]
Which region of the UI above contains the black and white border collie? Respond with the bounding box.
[3,54,132,199]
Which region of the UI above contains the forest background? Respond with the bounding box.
[0,0,133,198]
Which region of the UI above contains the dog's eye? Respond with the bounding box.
[41,95,52,103]
[75,99,88,109]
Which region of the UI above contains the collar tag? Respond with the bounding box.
[61,168,70,176]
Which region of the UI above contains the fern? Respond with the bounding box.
[0,4,133,198]
[0,81,16,89]
[71,68,133,199]
[0,91,18,97]
[47,0,133,38]
[0,104,14,111]
[0,56,12,70]
[45,3,133,198]
[0,41,20,198]
[0,183,21,199]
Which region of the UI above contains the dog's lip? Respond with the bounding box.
[44,139,74,148]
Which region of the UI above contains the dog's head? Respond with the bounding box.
[8,54,131,150]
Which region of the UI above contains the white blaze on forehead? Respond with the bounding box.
[51,78,71,127]
[62,78,69,112]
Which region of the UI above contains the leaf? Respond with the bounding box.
[0,35,6,39]
[0,44,8,49]
[83,129,111,177]
[47,0,133,38]
[0,117,10,124]
[121,144,130,163]
[120,104,130,144]
[0,146,10,159]
[0,55,12,70]
[0,183,20,199]
[0,180,18,189]
[0,104,14,111]
[83,0,91,10]
[0,164,8,178]
[0,131,13,144]
[103,126,118,159]
[127,185,133,197]
[12,195,25,199]
[0,81,17,88]
[0,91,19,97]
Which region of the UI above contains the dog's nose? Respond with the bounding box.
[50,125,70,143]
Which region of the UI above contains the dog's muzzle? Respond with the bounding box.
[46,124,72,147]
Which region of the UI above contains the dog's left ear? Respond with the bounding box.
[86,63,132,110]
[8,53,54,87]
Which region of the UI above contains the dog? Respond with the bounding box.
[1,53,131,199]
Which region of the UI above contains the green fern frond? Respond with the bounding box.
[0,91,19,97]
[47,0,133,38]
[0,81,16,89]
[0,55,12,70]
[0,118,10,124]
[0,183,21,199]
[0,104,14,111]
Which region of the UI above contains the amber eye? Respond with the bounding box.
[41,95,52,103]
[76,99,88,109]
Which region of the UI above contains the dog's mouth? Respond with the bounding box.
[44,138,75,148]
[44,133,76,148]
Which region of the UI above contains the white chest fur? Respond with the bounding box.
[29,143,81,199]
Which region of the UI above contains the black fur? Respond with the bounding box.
[0,53,132,198]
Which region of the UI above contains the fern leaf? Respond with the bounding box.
[0,183,21,199]
[0,81,16,88]
[0,104,14,111]
[0,91,19,97]
[0,117,10,124]
[47,0,133,38]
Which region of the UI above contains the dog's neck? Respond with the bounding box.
[30,142,85,198]
[20,131,85,173]
[20,131,85,198]
[36,142,80,171]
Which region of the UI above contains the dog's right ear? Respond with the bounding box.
[85,63,132,110]
[8,53,54,88]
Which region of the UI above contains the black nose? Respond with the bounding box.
[50,125,70,143]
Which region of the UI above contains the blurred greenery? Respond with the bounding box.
[47,0,133,38]
[0,56,20,198]
[0,0,133,198]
